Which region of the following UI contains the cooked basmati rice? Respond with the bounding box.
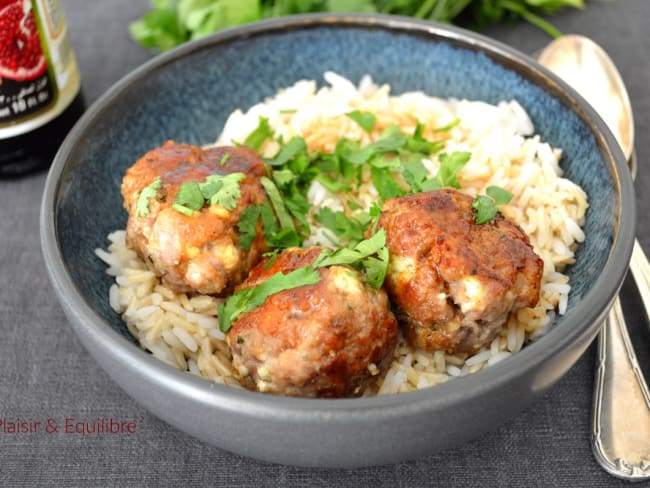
[96,73,588,395]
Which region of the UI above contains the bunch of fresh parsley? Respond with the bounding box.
[130,0,585,51]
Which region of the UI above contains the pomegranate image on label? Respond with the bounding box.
[0,0,47,82]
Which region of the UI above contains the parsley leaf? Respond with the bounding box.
[472,186,513,224]
[313,228,386,269]
[486,185,514,205]
[268,136,307,166]
[237,205,261,251]
[313,229,390,288]
[314,207,372,246]
[243,116,274,151]
[260,176,295,231]
[174,181,204,213]
[135,177,162,217]
[172,172,245,217]
[346,110,377,131]
[201,173,245,209]
[433,151,471,189]
[363,246,389,288]
[401,159,430,193]
[267,227,303,249]
[218,230,390,332]
[218,266,321,332]
[371,166,404,201]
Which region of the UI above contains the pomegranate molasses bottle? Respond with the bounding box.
[0,0,84,177]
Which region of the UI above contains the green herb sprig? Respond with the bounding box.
[218,229,389,332]
[135,177,162,217]
[472,185,513,224]
[172,172,245,216]
[130,0,585,52]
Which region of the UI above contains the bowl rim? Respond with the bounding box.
[40,12,635,417]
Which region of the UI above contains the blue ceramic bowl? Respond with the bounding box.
[41,14,635,467]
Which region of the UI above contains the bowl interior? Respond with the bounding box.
[54,19,619,349]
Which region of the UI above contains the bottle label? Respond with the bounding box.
[0,0,80,139]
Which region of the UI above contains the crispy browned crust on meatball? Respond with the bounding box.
[227,247,399,398]
[378,189,543,354]
[121,141,268,295]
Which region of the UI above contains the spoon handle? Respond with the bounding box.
[592,296,650,480]
[629,239,650,323]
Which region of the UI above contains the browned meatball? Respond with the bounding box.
[226,247,399,398]
[378,189,543,354]
[121,141,268,295]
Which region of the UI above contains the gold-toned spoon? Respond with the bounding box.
[537,34,650,480]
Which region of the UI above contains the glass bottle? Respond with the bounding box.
[0,0,84,177]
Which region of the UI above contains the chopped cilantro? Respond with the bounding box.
[313,229,386,269]
[347,199,362,210]
[174,182,204,213]
[401,159,430,192]
[346,110,377,131]
[313,229,390,288]
[259,199,279,237]
[272,168,296,188]
[244,116,273,151]
[218,266,321,332]
[314,207,372,246]
[202,173,245,208]
[431,151,471,189]
[315,174,352,193]
[172,203,196,216]
[267,227,303,249]
[367,125,406,154]
[432,118,461,133]
[218,230,390,332]
[260,176,295,231]
[268,136,307,166]
[486,185,514,205]
[237,205,261,250]
[472,186,513,224]
[371,166,404,201]
[363,246,390,288]
[172,173,245,216]
[135,177,161,217]
[219,152,231,166]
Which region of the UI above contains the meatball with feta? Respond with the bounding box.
[121,141,268,295]
[378,189,543,354]
[226,247,399,398]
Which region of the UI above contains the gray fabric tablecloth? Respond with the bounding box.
[2,0,650,486]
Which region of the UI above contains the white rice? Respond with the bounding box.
[97,73,588,395]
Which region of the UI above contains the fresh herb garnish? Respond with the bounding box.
[219,152,231,166]
[218,230,390,332]
[203,173,245,208]
[243,116,274,151]
[135,177,161,217]
[172,172,245,217]
[218,266,322,332]
[346,110,377,131]
[260,176,295,230]
[314,207,373,246]
[131,1,583,52]
[236,116,468,254]
[237,204,262,250]
[472,185,513,224]
[430,151,472,189]
[312,229,386,268]
[267,136,307,167]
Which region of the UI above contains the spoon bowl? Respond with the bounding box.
[537,35,634,163]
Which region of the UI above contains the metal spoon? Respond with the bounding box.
[537,35,650,480]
